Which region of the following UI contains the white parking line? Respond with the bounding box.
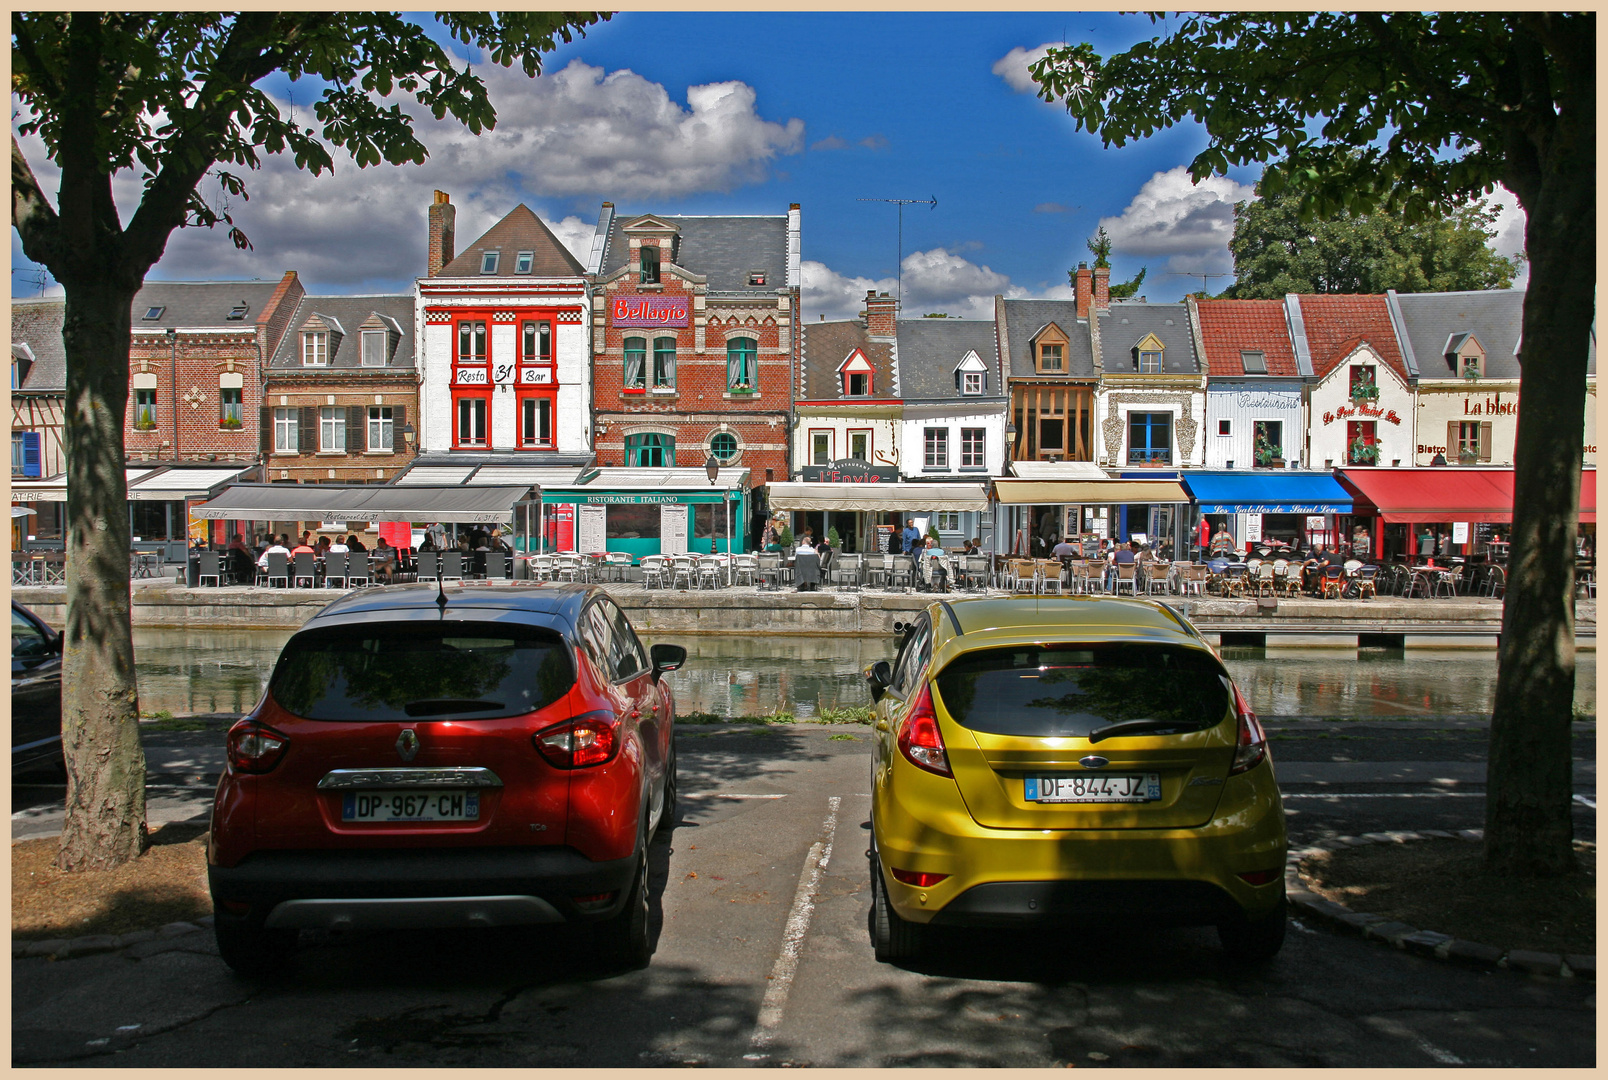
[746,795,840,1056]
[1573,794,1596,809]
[1281,791,1486,799]
[1416,1038,1465,1065]
[679,793,788,801]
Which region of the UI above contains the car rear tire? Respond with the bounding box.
[595,845,652,970]
[869,856,925,962]
[654,748,678,842]
[1217,894,1287,962]
[214,912,296,978]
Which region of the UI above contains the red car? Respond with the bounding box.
[207,583,684,976]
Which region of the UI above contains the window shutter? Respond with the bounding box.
[393,405,407,452]
[1447,422,1458,458]
[23,432,42,477]
[1479,421,1493,462]
[260,407,272,455]
[348,405,366,452]
[301,407,317,453]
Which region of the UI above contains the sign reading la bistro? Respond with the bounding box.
[612,296,690,328]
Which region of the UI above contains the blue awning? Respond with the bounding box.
[1181,472,1353,514]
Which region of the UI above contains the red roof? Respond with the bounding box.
[1297,294,1409,382]
[1194,299,1299,376]
[1337,468,1597,524]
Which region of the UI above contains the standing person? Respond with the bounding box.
[425,521,446,551]
[901,519,922,559]
[1197,515,1212,561]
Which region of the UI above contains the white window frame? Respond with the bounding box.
[962,371,984,395]
[810,430,833,466]
[319,406,346,452]
[960,427,985,468]
[848,428,871,462]
[480,251,499,274]
[368,406,394,451]
[924,428,949,470]
[1138,350,1163,374]
[302,331,327,366]
[936,511,961,532]
[274,407,298,452]
[515,251,534,274]
[360,330,387,367]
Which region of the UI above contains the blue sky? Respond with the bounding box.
[11,13,1525,316]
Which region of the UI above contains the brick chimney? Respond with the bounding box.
[863,290,898,339]
[1074,262,1093,318]
[427,191,455,276]
[1093,265,1110,314]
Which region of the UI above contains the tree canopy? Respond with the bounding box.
[1033,12,1594,878]
[1224,178,1520,299]
[1075,226,1147,299]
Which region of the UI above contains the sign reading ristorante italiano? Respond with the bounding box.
[611,296,690,328]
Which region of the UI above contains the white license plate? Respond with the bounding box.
[1025,774,1161,803]
[341,790,480,822]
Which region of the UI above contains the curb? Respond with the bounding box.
[12,918,213,961]
[1286,829,1594,980]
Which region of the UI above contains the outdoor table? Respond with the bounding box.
[131,552,160,578]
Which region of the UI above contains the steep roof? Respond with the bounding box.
[894,318,1003,401]
[599,214,788,294]
[999,299,1095,378]
[437,204,586,277]
[1193,298,1300,377]
[800,319,896,400]
[128,280,285,331]
[1295,293,1409,381]
[1388,289,1526,380]
[1096,302,1200,374]
[10,298,66,391]
[267,294,416,369]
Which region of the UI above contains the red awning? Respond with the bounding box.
[1337,468,1596,524]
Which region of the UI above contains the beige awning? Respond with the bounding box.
[993,478,1191,505]
[767,482,988,512]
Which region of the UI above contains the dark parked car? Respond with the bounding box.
[12,601,63,778]
[207,583,685,976]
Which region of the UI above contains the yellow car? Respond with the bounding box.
[866,595,1287,962]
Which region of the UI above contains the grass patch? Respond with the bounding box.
[828,733,859,741]
[816,706,875,726]
[138,715,213,732]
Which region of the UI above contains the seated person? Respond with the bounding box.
[371,538,397,583]
[327,535,349,554]
[962,537,981,556]
[488,528,513,555]
[346,533,367,552]
[257,536,290,570]
[417,533,437,553]
[921,537,950,593]
[1051,536,1076,560]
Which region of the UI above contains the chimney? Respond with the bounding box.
[1093,265,1110,314]
[428,191,455,276]
[1074,262,1093,319]
[864,290,897,338]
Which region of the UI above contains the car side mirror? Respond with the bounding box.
[865,660,893,703]
[650,643,687,683]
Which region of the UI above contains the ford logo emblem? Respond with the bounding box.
[1079,755,1109,769]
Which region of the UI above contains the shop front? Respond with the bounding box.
[1180,471,1354,558]
[538,466,749,558]
[993,476,1191,560]
[12,464,258,560]
[766,481,989,553]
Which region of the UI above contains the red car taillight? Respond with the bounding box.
[897,683,951,777]
[1227,682,1267,775]
[534,710,620,769]
[226,719,290,774]
[891,868,950,887]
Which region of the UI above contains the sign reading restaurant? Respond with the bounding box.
[800,459,899,483]
[611,296,690,328]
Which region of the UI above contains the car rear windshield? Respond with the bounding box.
[268,624,574,722]
[933,643,1230,738]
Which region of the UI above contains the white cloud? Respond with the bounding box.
[804,248,1073,323]
[992,43,1065,95]
[548,215,598,264]
[1480,184,1528,287]
[1099,166,1257,260]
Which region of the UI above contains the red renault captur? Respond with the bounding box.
[207,583,684,976]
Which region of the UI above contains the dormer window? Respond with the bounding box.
[361,329,388,367]
[962,372,983,394]
[1445,332,1485,379]
[480,251,500,274]
[837,348,876,397]
[227,302,249,320]
[515,251,534,274]
[748,270,768,287]
[302,331,328,366]
[1031,324,1070,374]
[848,373,870,396]
[640,244,660,285]
[954,349,989,395]
[142,306,165,321]
[1039,343,1064,372]
[1133,333,1165,373]
[1240,350,1267,375]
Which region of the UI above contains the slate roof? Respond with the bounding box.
[1294,294,1409,382]
[437,204,586,278]
[267,294,416,369]
[799,319,895,400]
[998,299,1095,378]
[1388,289,1527,380]
[128,280,285,331]
[894,319,1003,401]
[1193,298,1300,377]
[1096,302,1201,374]
[599,214,789,294]
[10,298,66,391]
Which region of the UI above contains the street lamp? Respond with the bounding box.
[705,454,731,585]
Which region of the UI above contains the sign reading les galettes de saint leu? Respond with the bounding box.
[612,296,690,328]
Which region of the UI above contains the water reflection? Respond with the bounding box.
[128,629,1596,721]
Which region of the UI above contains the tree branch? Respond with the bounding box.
[1357,14,1503,127]
[11,15,64,100]
[11,135,65,270]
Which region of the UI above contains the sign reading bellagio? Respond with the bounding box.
[612,296,689,328]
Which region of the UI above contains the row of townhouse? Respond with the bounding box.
[11,195,1595,561]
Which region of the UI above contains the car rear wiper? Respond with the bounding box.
[403,699,506,717]
[1086,718,1191,744]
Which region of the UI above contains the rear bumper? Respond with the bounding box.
[208,845,637,925]
[925,878,1248,928]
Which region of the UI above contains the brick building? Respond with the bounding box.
[586,203,800,547]
[262,293,419,484]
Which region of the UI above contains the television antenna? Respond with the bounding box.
[857,195,937,310]
[1167,270,1233,296]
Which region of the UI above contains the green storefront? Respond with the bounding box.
[538,467,750,559]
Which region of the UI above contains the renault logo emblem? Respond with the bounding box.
[396,729,420,762]
[1079,755,1109,769]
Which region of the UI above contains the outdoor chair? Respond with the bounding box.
[670,555,696,590]
[695,556,722,589]
[604,552,633,582]
[864,553,892,590]
[1146,561,1174,596]
[1035,558,1064,596]
[1179,563,1209,597]
[731,553,759,587]
[440,551,465,584]
[196,551,223,587]
[754,553,782,591]
[1113,562,1138,596]
[1351,564,1379,599]
[324,552,349,588]
[1482,565,1506,598]
[484,552,508,582]
[1254,561,1276,598]
[553,553,586,583]
[960,555,991,593]
[1320,565,1346,600]
[293,552,318,589]
[833,552,862,591]
[416,551,439,581]
[264,552,289,589]
[345,553,371,587]
[1008,559,1039,594]
[527,553,555,581]
[639,555,668,589]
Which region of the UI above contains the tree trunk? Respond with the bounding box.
[56,277,149,871]
[1484,157,1594,876]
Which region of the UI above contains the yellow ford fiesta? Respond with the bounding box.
[866,595,1287,963]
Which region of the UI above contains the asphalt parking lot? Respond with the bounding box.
[12,721,1597,1067]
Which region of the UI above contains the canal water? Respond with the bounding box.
[132,629,1595,721]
